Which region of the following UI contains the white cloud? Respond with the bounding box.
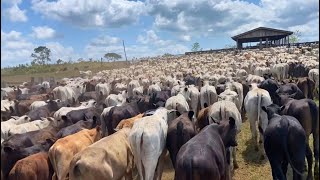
[31,26,57,39]
[147,0,319,41]
[4,4,28,22]
[179,35,191,42]
[31,0,147,28]
[89,35,121,47]
[45,42,79,62]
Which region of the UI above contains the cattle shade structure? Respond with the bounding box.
[232,27,293,49]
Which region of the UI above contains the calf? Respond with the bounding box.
[175,117,238,180]
[262,104,312,180]
[49,127,102,180]
[166,111,196,167]
[8,152,54,180]
[69,128,134,180]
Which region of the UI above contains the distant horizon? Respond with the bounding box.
[1,0,319,67]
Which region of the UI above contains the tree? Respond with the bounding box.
[191,42,201,52]
[30,46,51,65]
[289,30,301,44]
[225,44,236,49]
[56,59,63,64]
[162,53,173,57]
[104,53,122,62]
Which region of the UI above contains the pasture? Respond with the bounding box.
[2,62,318,180]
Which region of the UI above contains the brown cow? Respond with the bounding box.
[195,107,210,132]
[48,126,102,180]
[8,152,53,180]
[114,113,143,130]
[69,128,134,180]
[296,77,315,99]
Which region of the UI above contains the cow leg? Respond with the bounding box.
[313,132,319,178]
[270,159,286,180]
[248,116,258,151]
[232,146,239,169]
[101,118,107,137]
[281,160,288,179]
[154,149,167,180]
[306,144,313,180]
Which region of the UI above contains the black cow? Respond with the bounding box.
[277,96,319,177]
[150,90,171,108]
[55,119,97,139]
[166,111,196,167]
[259,78,280,103]
[65,107,101,125]
[102,96,156,136]
[274,83,305,105]
[175,117,238,180]
[1,137,56,179]
[262,104,312,180]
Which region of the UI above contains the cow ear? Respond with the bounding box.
[47,117,54,122]
[114,128,120,132]
[229,117,236,129]
[184,87,188,92]
[40,117,46,121]
[188,111,194,120]
[280,106,285,112]
[61,115,68,121]
[45,138,55,145]
[102,103,107,109]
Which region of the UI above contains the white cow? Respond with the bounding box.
[128,108,173,180]
[1,115,31,143]
[53,100,96,121]
[29,99,62,110]
[218,86,241,112]
[133,86,144,98]
[207,100,242,172]
[147,84,161,96]
[41,81,50,89]
[52,86,77,105]
[244,87,272,154]
[186,85,200,117]
[7,117,54,136]
[95,83,110,97]
[127,80,140,98]
[309,68,319,97]
[105,91,127,107]
[165,93,189,121]
[200,81,218,109]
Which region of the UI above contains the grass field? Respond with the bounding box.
[1,64,319,180]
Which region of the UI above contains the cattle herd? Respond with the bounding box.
[1,44,319,180]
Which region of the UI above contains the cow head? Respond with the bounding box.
[218,117,238,148]
[261,104,283,120]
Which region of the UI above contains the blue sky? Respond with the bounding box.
[1,0,319,67]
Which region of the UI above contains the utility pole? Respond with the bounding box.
[122,40,128,63]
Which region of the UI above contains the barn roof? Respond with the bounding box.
[231,27,293,41]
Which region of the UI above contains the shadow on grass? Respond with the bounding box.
[242,137,268,165]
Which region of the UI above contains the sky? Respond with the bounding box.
[1,0,319,67]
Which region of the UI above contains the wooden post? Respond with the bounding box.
[31,77,35,85]
[259,38,262,49]
[266,38,269,48]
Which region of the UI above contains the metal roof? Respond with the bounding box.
[231,27,293,41]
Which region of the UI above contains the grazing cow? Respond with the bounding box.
[128,108,175,180]
[102,96,155,136]
[296,77,315,99]
[8,152,54,180]
[262,104,312,180]
[166,111,196,167]
[55,119,97,139]
[114,114,143,130]
[69,128,134,180]
[277,95,319,176]
[49,127,102,180]
[1,137,56,179]
[244,87,272,155]
[175,117,238,180]
[200,81,218,109]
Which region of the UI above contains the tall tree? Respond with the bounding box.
[289,30,301,44]
[31,46,51,65]
[56,59,63,64]
[191,42,201,52]
[104,53,122,62]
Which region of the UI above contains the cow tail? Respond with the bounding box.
[206,88,210,107]
[257,92,261,128]
[176,122,184,150]
[280,118,304,176]
[308,100,319,161]
[138,132,146,180]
